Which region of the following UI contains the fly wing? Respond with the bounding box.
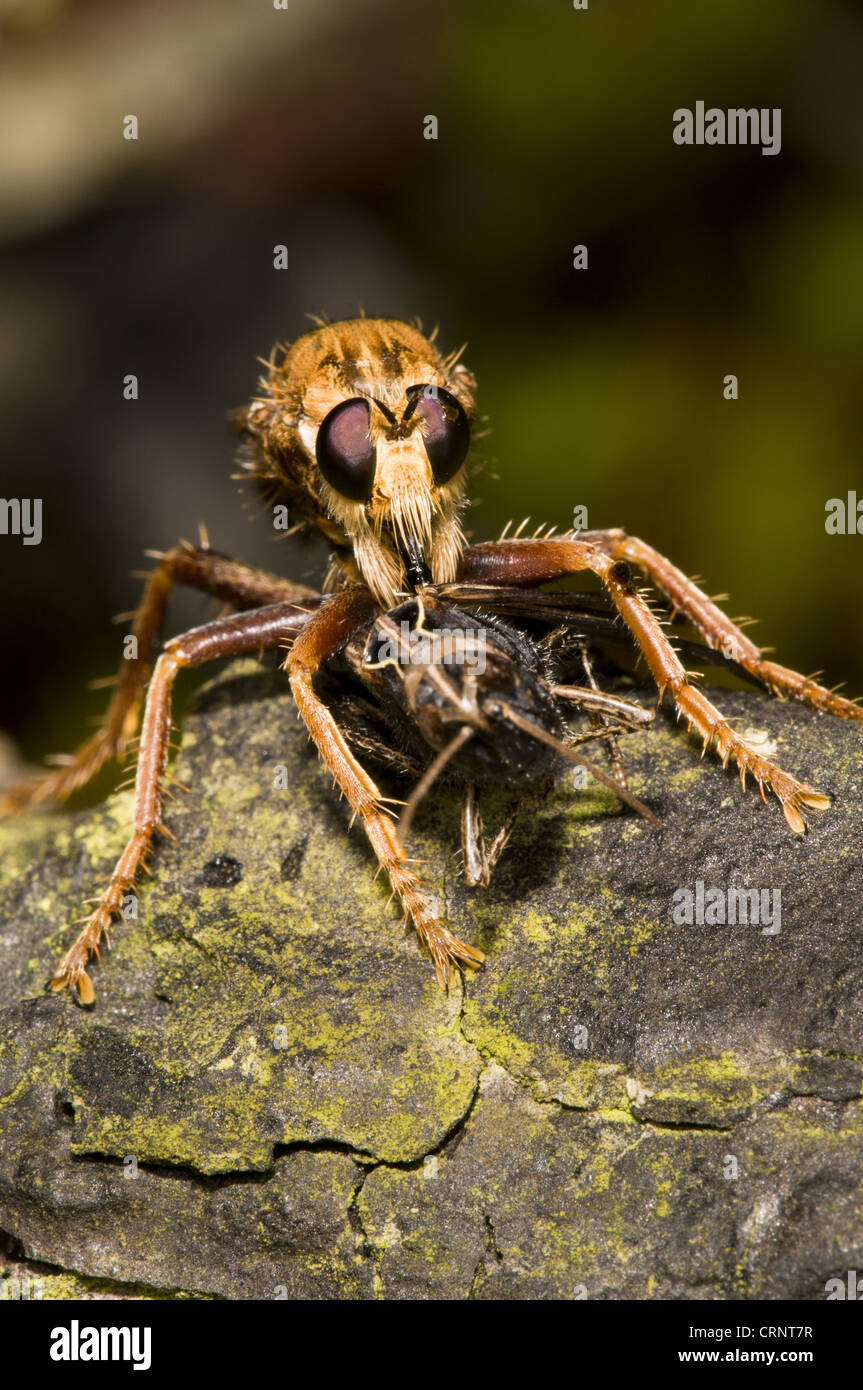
[438,583,761,680]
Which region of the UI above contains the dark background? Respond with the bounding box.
[1,0,861,766]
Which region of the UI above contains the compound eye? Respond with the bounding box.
[405,385,470,486]
[315,398,376,502]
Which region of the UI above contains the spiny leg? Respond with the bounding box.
[51,602,312,1003]
[286,588,484,985]
[458,537,830,834]
[584,528,863,722]
[567,640,629,792]
[1,543,319,816]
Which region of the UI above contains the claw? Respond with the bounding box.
[76,972,96,1005]
[49,966,96,1005]
[780,786,830,836]
[425,919,484,989]
[782,801,806,836]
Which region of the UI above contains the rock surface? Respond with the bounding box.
[1,661,862,1300]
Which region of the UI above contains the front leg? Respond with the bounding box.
[50,601,311,1002]
[286,588,484,985]
[458,538,830,835]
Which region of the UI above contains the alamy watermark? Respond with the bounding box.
[672,880,781,935]
[1,1275,44,1299]
[370,621,488,676]
[673,103,781,157]
[0,498,41,545]
[825,1270,863,1300]
[50,1322,151,1370]
[825,491,862,535]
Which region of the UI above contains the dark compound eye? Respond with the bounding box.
[404,385,470,486]
[315,398,376,502]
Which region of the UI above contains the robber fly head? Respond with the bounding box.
[239,318,476,606]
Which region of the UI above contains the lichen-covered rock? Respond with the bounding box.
[1,661,862,1299]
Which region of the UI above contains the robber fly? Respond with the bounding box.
[4,316,860,1003]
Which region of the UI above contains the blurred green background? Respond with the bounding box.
[1,0,861,765]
